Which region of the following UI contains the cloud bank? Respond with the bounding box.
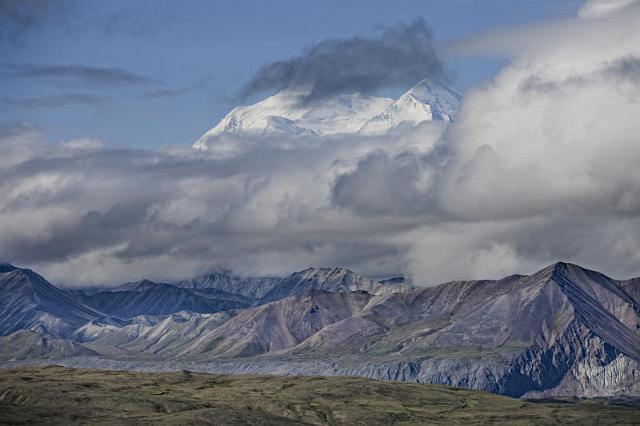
[2,3,640,286]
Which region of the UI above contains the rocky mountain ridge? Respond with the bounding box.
[0,261,639,398]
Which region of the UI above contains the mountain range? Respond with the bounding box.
[193,79,461,150]
[0,261,639,398]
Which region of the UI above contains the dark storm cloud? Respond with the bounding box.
[520,56,640,94]
[7,203,151,264]
[0,93,106,109]
[0,149,203,263]
[1,63,153,85]
[603,56,640,84]
[239,18,452,103]
[331,136,452,217]
[332,151,434,216]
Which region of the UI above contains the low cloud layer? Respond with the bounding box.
[0,93,105,109]
[0,63,152,110]
[1,63,153,85]
[0,62,187,109]
[2,2,640,287]
[239,18,451,103]
[0,125,432,285]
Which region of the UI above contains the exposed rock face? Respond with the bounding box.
[176,273,281,301]
[174,290,373,359]
[0,330,97,361]
[0,264,99,337]
[258,267,408,303]
[75,283,251,318]
[176,267,408,304]
[0,262,639,398]
[620,278,640,305]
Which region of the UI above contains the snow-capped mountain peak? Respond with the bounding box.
[358,80,461,135]
[193,80,461,150]
[405,79,462,121]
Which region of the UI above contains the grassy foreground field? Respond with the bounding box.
[0,366,638,425]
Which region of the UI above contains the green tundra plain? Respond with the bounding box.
[0,366,639,425]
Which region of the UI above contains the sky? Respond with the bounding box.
[1,0,583,149]
[2,0,640,287]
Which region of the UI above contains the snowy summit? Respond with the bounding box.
[193,80,461,150]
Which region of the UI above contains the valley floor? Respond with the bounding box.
[1,366,639,425]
